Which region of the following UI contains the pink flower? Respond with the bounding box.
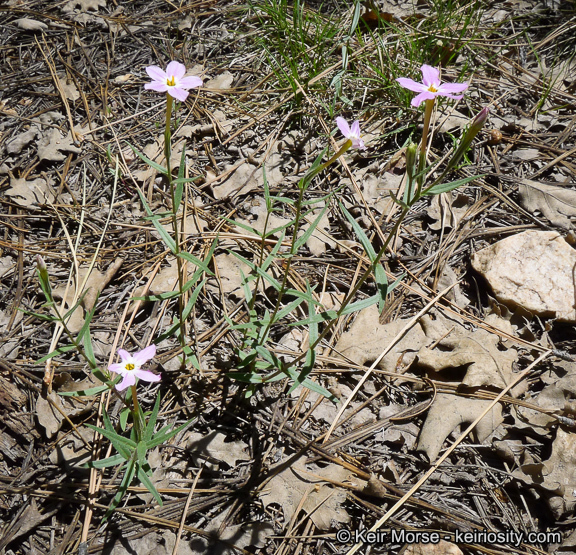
[396,65,468,107]
[109,345,160,391]
[144,61,202,102]
[336,117,366,150]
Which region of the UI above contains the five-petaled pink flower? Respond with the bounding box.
[336,117,366,150]
[396,65,468,107]
[144,61,202,102]
[109,345,160,391]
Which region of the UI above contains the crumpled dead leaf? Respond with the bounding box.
[260,463,355,530]
[415,312,518,460]
[334,305,429,373]
[189,511,273,555]
[186,431,250,470]
[109,530,195,555]
[518,179,576,229]
[5,176,54,207]
[37,128,81,162]
[36,391,90,439]
[211,152,285,200]
[416,320,517,389]
[13,18,48,30]
[58,76,80,101]
[6,127,40,154]
[417,394,504,462]
[404,540,463,555]
[514,427,576,518]
[63,0,106,11]
[427,192,471,231]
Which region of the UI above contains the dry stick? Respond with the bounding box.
[345,348,552,555]
[323,282,458,443]
[172,465,204,555]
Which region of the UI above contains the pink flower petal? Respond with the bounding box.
[336,116,350,137]
[395,77,427,93]
[134,369,161,383]
[108,362,124,374]
[351,120,361,137]
[117,349,131,362]
[133,344,156,365]
[166,61,186,80]
[352,137,366,150]
[179,76,203,89]
[411,91,436,107]
[420,65,440,88]
[168,87,189,102]
[437,82,469,94]
[145,82,169,93]
[116,373,136,391]
[146,65,166,82]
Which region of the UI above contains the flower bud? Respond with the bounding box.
[406,142,418,181]
[445,107,490,173]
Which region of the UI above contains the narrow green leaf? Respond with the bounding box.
[102,457,137,522]
[177,251,214,276]
[144,394,162,443]
[138,465,163,505]
[86,453,126,468]
[128,143,168,175]
[174,144,186,209]
[294,203,329,251]
[423,174,482,196]
[136,187,177,252]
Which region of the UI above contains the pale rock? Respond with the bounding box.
[471,230,576,322]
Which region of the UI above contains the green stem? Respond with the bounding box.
[254,140,352,374]
[130,384,144,439]
[164,95,187,363]
[417,99,435,194]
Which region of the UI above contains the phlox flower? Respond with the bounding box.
[144,61,202,102]
[396,65,468,107]
[336,117,366,150]
[109,345,160,391]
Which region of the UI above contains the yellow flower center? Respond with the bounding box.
[167,76,176,87]
[428,85,438,92]
[125,363,135,371]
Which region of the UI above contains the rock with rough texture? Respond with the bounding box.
[471,230,576,322]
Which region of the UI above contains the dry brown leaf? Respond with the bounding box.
[518,179,576,229]
[6,126,40,154]
[260,463,354,530]
[208,71,234,90]
[5,176,54,207]
[514,428,576,518]
[417,394,504,461]
[58,77,80,101]
[427,192,471,231]
[471,230,576,322]
[109,530,195,555]
[36,391,88,439]
[186,431,250,469]
[37,128,81,162]
[416,327,517,389]
[512,148,540,161]
[404,540,463,555]
[189,511,273,555]
[13,18,48,30]
[334,305,429,373]
[211,152,285,199]
[64,0,106,11]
